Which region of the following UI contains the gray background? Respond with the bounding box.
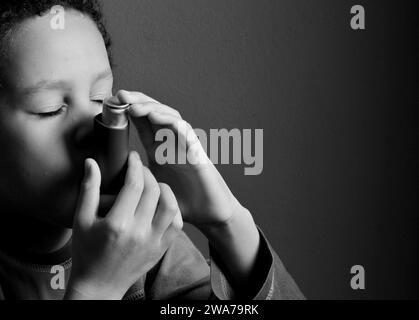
[101,0,417,299]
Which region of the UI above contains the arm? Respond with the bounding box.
[201,205,263,298]
[206,210,305,300]
[116,90,304,300]
[137,221,304,300]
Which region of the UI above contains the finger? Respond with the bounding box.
[148,112,180,126]
[116,90,160,105]
[106,151,144,223]
[172,210,184,231]
[147,113,200,148]
[74,159,101,228]
[129,102,182,119]
[144,113,211,167]
[134,166,161,227]
[152,184,181,235]
[146,113,208,165]
[129,105,176,144]
[128,102,181,152]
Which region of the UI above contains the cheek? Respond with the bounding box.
[0,119,83,226]
[13,122,78,187]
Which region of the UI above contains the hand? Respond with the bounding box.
[113,91,263,297]
[113,90,244,231]
[66,151,183,300]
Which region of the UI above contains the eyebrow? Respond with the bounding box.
[19,69,113,96]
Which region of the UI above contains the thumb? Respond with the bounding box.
[74,159,101,228]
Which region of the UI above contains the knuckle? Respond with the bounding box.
[129,153,143,171]
[81,180,95,192]
[104,220,127,237]
[143,169,161,199]
[115,90,131,102]
[159,184,178,212]
[149,181,161,198]
[168,205,180,215]
[158,182,170,193]
[176,120,192,132]
[166,203,179,216]
[129,228,147,244]
[125,179,143,193]
[158,182,171,194]
[185,122,194,132]
[125,172,144,193]
[181,119,192,129]
[142,166,153,177]
[173,215,184,230]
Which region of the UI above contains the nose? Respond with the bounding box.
[70,98,103,153]
[73,117,95,152]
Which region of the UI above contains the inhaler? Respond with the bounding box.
[93,97,130,195]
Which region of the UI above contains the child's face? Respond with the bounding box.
[0,10,113,228]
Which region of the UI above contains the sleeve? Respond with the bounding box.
[143,228,304,300]
[210,227,305,300]
[143,231,214,300]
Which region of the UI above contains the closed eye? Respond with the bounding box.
[37,105,67,118]
[37,100,104,118]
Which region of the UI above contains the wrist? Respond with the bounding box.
[198,202,255,242]
[198,203,262,292]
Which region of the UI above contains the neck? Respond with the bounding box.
[0,214,72,258]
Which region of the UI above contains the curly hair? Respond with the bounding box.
[0,0,112,66]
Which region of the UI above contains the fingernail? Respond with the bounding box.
[107,95,121,105]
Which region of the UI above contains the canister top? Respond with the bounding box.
[102,97,130,128]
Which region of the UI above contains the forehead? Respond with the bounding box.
[4,10,110,88]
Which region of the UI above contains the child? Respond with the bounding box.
[0,0,304,300]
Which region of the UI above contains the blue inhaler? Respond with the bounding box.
[93,97,130,195]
